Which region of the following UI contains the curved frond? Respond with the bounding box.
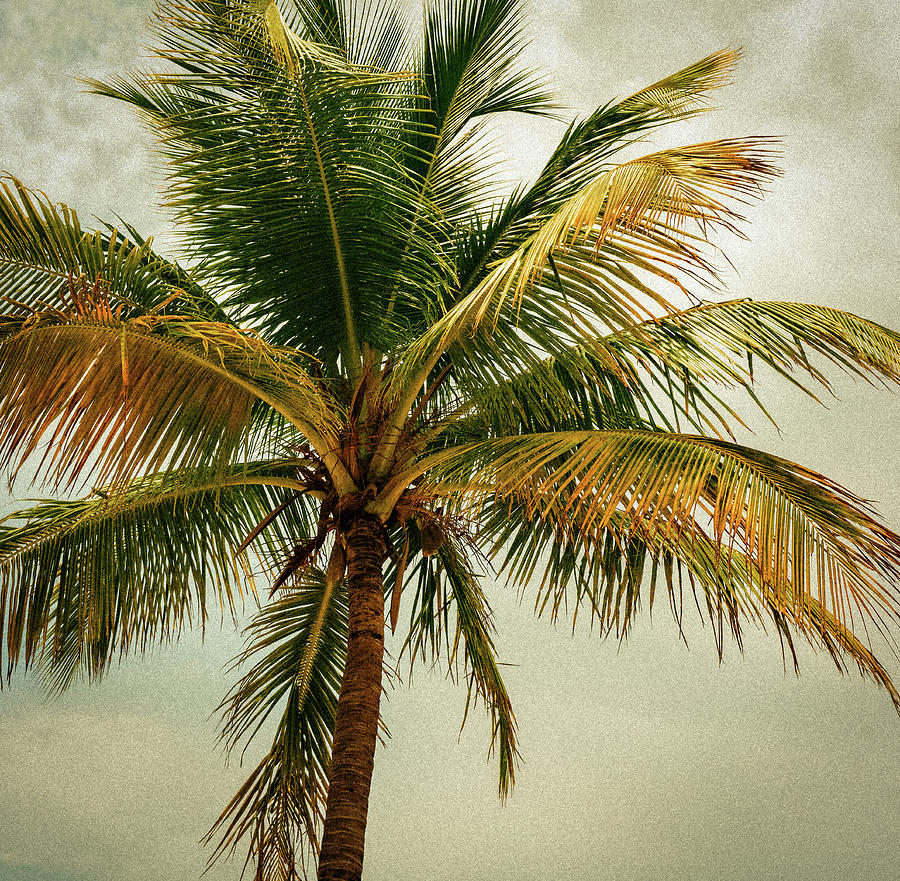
[521,50,741,206]
[443,296,900,451]
[0,462,314,691]
[491,497,900,710]
[520,139,779,288]
[391,139,779,398]
[90,0,447,364]
[0,175,217,317]
[397,531,518,796]
[207,566,347,878]
[0,283,341,488]
[415,430,900,646]
[288,0,411,70]
[451,49,741,291]
[607,297,900,397]
[422,0,554,140]
[372,0,559,309]
[287,0,345,48]
[436,539,517,797]
[445,340,707,444]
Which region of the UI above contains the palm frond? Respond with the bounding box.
[0,462,314,691]
[0,280,341,488]
[395,528,517,797]
[411,430,900,645]
[0,175,215,316]
[421,119,508,225]
[287,0,345,48]
[667,524,900,706]
[480,496,900,711]
[606,297,900,399]
[452,49,741,291]
[411,0,555,218]
[90,0,447,365]
[422,0,555,139]
[451,296,900,445]
[207,566,347,878]
[518,50,741,209]
[285,0,411,71]
[520,139,779,285]
[445,335,722,444]
[436,539,518,797]
[391,139,778,399]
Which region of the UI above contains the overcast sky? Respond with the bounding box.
[1,1,899,880]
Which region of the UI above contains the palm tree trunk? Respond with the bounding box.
[317,514,387,881]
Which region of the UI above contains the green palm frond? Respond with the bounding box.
[372,0,562,331]
[481,497,651,630]
[293,0,411,70]
[0,462,313,690]
[422,0,555,140]
[606,298,900,398]
[98,214,231,322]
[446,333,738,444]
[287,0,345,48]
[207,565,347,878]
[451,297,900,444]
[0,282,342,488]
[421,119,508,225]
[412,0,555,216]
[447,351,651,437]
[90,0,447,366]
[436,540,517,797]
[397,530,517,797]
[0,175,212,316]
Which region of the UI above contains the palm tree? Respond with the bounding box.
[2,0,900,878]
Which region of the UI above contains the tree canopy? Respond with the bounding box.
[2,2,899,879]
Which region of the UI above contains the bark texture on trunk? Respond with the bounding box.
[317,514,386,881]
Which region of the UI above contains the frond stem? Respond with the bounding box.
[294,69,361,382]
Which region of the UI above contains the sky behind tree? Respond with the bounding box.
[0,1,898,879]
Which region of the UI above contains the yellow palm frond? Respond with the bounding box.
[477,476,900,710]
[392,139,779,399]
[528,140,777,258]
[408,430,900,642]
[0,278,342,489]
[620,49,740,117]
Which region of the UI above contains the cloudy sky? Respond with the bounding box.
[1,1,899,879]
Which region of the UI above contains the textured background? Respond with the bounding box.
[1,1,898,879]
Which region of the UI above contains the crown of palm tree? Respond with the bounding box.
[2,2,900,879]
